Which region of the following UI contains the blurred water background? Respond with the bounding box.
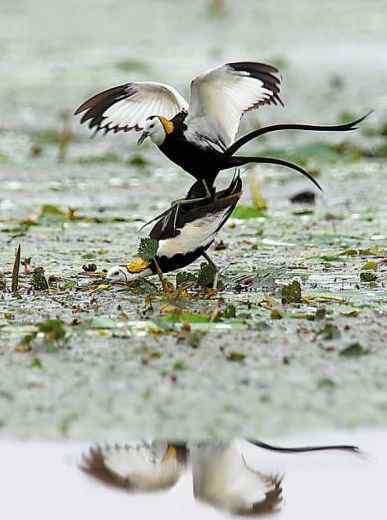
[1,0,386,149]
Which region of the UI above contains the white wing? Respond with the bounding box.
[191,441,283,515]
[186,62,282,149]
[80,442,188,491]
[75,81,188,135]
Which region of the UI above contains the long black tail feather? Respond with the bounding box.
[232,155,322,191]
[248,439,359,454]
[226,111,373,156]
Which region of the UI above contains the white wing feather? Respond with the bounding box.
[75,81,188,134]
[186,63,282,148]
[81,442,186,491]
[191,442,282,514]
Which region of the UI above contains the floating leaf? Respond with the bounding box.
[25,204,68,226]
[361,260,378,271]
[138,238,158,261]
[31,357,43,369]
[16,333,37,352]
[162,312,210,324]
[127,154,150,168]
[270,309,283,320]
[223,304,236,319]
[281,280,302,304]
[226,351,246,362]
[360,271,377,282]
[318,377,336,388]
[176,271,197,288]
[38,319,66,342]
[197,262,217,288]
[173,360,186,370]
[340,342,368,357]
[340,309,360,318]
[292,208,314,216]
[31,267,49,290]
[186,331,206,349]
[232,205,267,220]
[317,323,341,340]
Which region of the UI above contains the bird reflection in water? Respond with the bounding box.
[81,438,359,516]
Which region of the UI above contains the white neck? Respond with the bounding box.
[150,127,166,146]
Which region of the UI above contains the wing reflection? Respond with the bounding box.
[81,441,188,492]
[191,440,282,515]
[80,437,359,516]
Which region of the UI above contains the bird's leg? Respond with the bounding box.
[202,251,219,290]
[171,178,213,207]
[153,257,169,293]
[169,180,213,233]
[139,180,213,233]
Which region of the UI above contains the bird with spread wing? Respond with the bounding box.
[75,61,369,203]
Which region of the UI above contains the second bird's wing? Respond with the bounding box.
[74,81,188,135]
[185,62,282,149]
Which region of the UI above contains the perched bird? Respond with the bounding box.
[106,174,242,287]
[75,61,369,201]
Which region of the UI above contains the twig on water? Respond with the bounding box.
[58,111,73,163]
[12,244,21,292]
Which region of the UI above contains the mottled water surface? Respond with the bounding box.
[0,1,386,440]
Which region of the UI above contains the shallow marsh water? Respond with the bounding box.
[0,1,387,441]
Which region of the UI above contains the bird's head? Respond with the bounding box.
[106,257,153,284]
[137,116,174,146]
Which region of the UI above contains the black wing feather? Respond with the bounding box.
[149,176,242,241]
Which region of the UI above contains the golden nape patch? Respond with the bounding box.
[162,446,177,463]
[158,116,174,135]
[126,256,151,273]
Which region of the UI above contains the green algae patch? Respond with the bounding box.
[31,267,49,290]
[340,342,368,357]
[281,280,302,304]
[138,237,158,261]
[361,261,378,271]
[226,351,246,362]
[360,271,378,282]
[161,312,211,324]
[317,323,341,340]
[232,205,268,219]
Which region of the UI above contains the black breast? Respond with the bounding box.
[158,115,225,182]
